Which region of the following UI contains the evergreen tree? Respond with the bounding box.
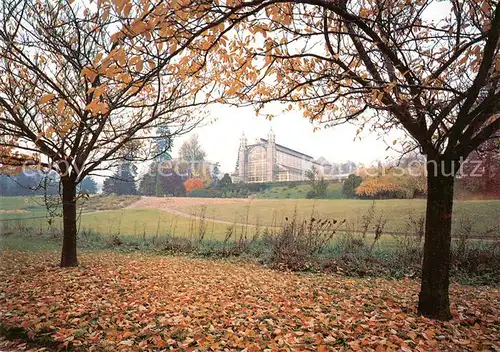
[78,177,98,195]
[342,174,363,199]
[155,125,173,162]
[218,173,232,189]
[138,125,174,196]
[0,171,59,196]
[211,163,220,187]
[102,162,137,195]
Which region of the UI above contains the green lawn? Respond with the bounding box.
[0,207,234,241]
[0,196,46,215]
[176,198,500,236]
[1,196,499,240]
[0,195,141,220]
[0,196,238,240]
[78,209,231,240]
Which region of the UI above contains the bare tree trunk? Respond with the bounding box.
[418,157,457,320]
[60,177,78,267]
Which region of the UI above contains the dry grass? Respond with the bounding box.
[132,197,500,236]
[79,194,141,212]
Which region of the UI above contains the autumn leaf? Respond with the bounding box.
[81,67,98,83]
[57,99,66,114]
[39,94,56,104]
[136,58,143,72]
[0,251,498,351]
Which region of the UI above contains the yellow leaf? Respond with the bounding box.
[111,31,124,43]
[136,58,143,72]
[45,126,55,137]
[114,0,125,11]
[130,20,147,34]
[123,2,132,17]
[39,94,56,104]
[102,7,110,21]
[57,100,66,114]
[81,67,98,83]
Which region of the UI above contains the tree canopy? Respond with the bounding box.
[179,134,207,162]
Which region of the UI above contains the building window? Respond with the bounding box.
[247,146,266,182]
[278,171,289,181]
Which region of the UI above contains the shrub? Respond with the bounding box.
[356,166,426,199]
[188,188,224,198]
[270,212,345,270]
[184,178,205,193]
[342,174,362,198]
[356,176,407,199]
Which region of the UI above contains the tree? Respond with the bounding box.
[342,174,362,198]
[305,166,328,199]
[102,162,137,195]
[139,164,159,196]
[192,163,213,187]
[139,126,175,196]
[159,166,186,197]
[154,125,174,162]
[78,177,98,195]
[458,139,500,197]
[179,134,207,162]
[355,164,427,199]
[218,173,233,189]
[0,0,204,266]
[211,162,220,188]
[159,0,499,319]
[184,178,205,193]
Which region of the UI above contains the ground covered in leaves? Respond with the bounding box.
[0,251,498,351]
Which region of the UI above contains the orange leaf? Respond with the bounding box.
[57,100,66,114]
[39,94,56,104]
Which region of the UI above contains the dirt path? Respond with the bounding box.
[127,196,263,227]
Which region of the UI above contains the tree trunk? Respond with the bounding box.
[60,178,78,267]
[418,157,458,320]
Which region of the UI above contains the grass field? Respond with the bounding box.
[1,209,231,240]
[173,198,500,235]
[0,196,234,240]
[0,195,140,219]
[1,196,499,240]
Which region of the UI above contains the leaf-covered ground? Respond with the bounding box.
[0,251,498,351]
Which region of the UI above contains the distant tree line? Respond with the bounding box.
[0,171,97,196]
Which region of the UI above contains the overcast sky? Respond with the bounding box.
[170,103,404,174]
